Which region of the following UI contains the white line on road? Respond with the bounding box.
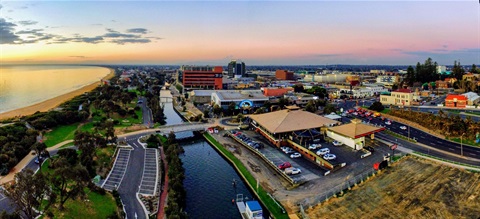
[448,148,454,151]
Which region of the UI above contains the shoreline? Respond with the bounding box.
[0,67,115,121]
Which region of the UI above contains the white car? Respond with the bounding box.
[290,168,302,175]
[400,126,407,130]
[281,146,289,152]
[284,148,295,154]
[323,153,337,160]
[308,144,321,150]
[316,148,330,156]
[385,121,392,125]
[332,141,343,146]
[290,152,302,158]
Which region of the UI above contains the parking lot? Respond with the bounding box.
[0,187,5,201]
[230,129,392,184]
[138,148,158,195]
[103,148,131,191]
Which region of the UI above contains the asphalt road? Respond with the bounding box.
[344,112,480,164]
[118,134,147,219]
[139,97,154,128]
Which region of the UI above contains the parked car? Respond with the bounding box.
[308,144,321,150]
[281,146,289,152]
[278,162,292,170]
[332,141,343,146]
[385,121,392,125]
[400,126,407,130]
[323,154,337,160]
[364,146,375,152]
[284,148,295,154]
[290,152,302,158]
[284,167,301,175]
[316,148,330,156]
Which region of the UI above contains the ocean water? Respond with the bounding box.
[0,65,110,114]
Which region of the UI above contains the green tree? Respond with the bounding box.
[49,158,90,210]
[212,104,222,116]
[227,102,236,116]
[292,84,304,93]
[471,64,478,73]
[323,104,336,114]
[167,131,176,145]
[369,101,385,112]
[304,100,317,113]
[452,60,465,80]
[277,97,289,109]
[254,107,266,114]
[405,66,415,86]
[4,169,52,219]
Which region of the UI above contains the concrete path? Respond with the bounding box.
[0,140,73,184]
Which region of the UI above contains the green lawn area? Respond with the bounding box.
[95,145,117,174]
[40,159,53,174]
[449,137,480,147]
[204,133,289,219]
[44,123,79,147]
[47,188,117,219]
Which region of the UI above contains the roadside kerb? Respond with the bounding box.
[226,131,298,186]
[412,152,480,171]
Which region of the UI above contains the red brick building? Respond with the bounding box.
[262,87,294,97]
[181,66,223,90]
[275,70,294,80]
[445,94,467,108]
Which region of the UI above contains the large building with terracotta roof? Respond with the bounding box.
[380,88,414,106]
[249,109,341,169]
[445,94,468,108]
[326,119,385,150]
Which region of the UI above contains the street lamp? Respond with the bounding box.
[461,133,465,157]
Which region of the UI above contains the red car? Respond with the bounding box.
[278,162,292,170]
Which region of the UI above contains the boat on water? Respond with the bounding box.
[236,194,263,219]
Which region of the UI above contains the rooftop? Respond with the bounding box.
[328,119,385,138]
[213,90,268,101]
[250,109,339,134]
[246,201,262,211]
[393,89,412,93]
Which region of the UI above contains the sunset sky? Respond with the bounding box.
[1,1,479,65]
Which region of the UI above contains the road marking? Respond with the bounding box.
[448,148,454,151]
[420,136,426,139]
[431,143,436,145]
[470,153,476,156]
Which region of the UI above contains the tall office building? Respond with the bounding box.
[227,60,246,78]
[180,65,223,90]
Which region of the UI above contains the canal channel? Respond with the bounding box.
[160,90,260,218]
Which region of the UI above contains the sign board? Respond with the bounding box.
[390,144,398,150]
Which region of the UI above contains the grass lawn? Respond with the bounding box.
[47,188,117,219]
[204,133,289,219]
[95,145,117,176]
[449,137,480,147]
[44,123,79,147]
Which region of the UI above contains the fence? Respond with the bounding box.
[299,168,378,214]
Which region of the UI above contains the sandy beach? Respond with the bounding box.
[0,68,115,121]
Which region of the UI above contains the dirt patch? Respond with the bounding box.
[306,156,480,219]
[115,124,146,135]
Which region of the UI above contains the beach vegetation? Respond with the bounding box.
[0,122,38,175]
